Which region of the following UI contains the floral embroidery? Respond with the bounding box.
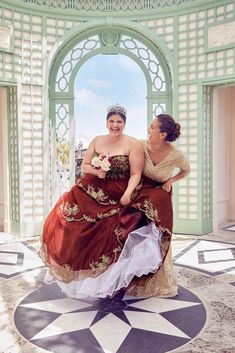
[97,208,120,219]
[51,264,74,282]
[89,245,123,274]
[113,245,122,261]
[60,199,84,222]
[114,225,126,245]
[90,254,111,273]
[78,182,117,205]
[39,243,75,282]
[136,199,159,222]
[86,185,108,202]
[83,214,96,222]
[62,201,79,215]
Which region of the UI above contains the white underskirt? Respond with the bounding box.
[44,222,163,298]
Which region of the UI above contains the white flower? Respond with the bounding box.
[91,154,112,172]
[91,156,101,168]
[100,159,111,171]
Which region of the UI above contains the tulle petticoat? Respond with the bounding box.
[44,223,163,298]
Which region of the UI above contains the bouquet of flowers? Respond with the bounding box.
[91,153,112,171]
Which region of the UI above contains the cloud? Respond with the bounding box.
[75,89,112,145]
[75,88,110,107]
[87,79,111,88]
[116,56,141,73]
[125,104,148,140]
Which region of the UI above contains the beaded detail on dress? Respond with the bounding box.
[141,140,190,182]
[106,155,130,179]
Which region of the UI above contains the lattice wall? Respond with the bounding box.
[0,0,234,235]
[177,3,234,82]
[0,5,84,233]
[202,85,213,222]
[8,86,20,226]
[134,1,235,233]
[45,17,84,54]
[136,17,174,52]
[177,84,198,221]
[175,1,234,232]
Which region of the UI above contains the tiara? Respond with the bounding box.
[107,103,127,116]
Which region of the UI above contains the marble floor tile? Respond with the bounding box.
[0,241,44,278]
[174,239,235,275]
[0,229,235,353]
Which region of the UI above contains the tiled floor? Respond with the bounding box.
[0,229,235,353]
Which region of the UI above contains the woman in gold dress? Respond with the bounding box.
[127,114,190,297]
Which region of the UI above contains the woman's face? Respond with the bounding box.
[148,117,162,142]
[107,114,125,136]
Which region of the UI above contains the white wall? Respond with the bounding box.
[229,86,235,220]
[213,85,235,229]
[0,88,6,231]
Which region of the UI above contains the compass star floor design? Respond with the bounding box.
[14,283,206,353]
[1,229,235,353]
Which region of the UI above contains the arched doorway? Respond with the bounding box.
[49,25,172,205]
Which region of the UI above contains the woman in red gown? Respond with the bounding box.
[39,105,173,298]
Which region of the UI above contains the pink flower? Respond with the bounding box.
[91,154,112,171]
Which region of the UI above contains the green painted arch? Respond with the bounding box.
[48,20,174,86]
[49,23,173,200]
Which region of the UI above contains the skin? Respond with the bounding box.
[81,113,144,205]
[147,117,189,192]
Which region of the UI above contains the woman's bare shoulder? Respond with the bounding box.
[91,134,107,144]
[125,134,142,145]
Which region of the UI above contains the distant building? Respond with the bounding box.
[75,144,87,181]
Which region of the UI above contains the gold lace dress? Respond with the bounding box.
[126,140,190,297]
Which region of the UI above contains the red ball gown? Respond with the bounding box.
[39,155,173,298]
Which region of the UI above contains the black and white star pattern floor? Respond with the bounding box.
[1,229,235,353]
[14,283,206,353]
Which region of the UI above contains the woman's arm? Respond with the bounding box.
[162,153,190,192]
[81,136,107,179]
[80,137,100,177]
[120,140,144,205]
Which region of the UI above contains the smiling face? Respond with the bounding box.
[148,117,166,143]
[107,113,126,136]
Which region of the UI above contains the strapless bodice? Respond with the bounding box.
[106,155,130,179]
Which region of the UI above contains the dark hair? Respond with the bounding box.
[106,111,126,123]
[157,114,181,142]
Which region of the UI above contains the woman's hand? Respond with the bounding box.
[162,179,173,192]
[97,169,106,179]
[120,193,131,205]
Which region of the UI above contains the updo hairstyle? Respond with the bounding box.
[157,114,181,142]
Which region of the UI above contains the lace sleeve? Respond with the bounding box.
[177,152,191,175]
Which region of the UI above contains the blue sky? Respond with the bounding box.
[74,54,148,148]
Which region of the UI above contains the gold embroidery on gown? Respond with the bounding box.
[126,140,190,298]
